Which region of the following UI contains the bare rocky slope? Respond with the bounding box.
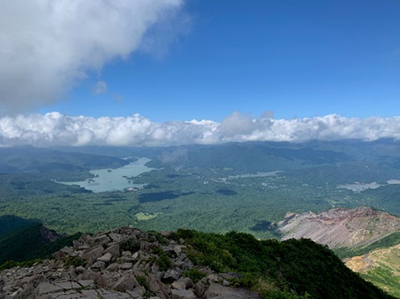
[278,206,400,248]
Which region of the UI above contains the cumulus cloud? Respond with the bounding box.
[91,81,108,95]
[0,0,185,113]
[1,112,400,147]
[219,112,256,137]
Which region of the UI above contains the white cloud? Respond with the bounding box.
[92,81,108,95]
[0,0,185,113]
[1,112,400,147]
[219,112,256,137]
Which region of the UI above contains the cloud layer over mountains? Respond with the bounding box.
[0,0,184,113]
[1,112,400,147]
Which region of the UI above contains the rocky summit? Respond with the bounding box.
[0,227,259,299]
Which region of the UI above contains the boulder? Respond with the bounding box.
[93,234,111,246]
[98,252,113,263]
[82,246,104,262]
[35,282,63,295]
[112,274,140,292]
[119,263,133,270]
[109,232,123,243]
[91,261,106,270]
[162,269,180,283]
[172,277,194,290]
[171,289,197,299]
[105,244,120,257]
[205,283,260,299]
[106,263,119,272]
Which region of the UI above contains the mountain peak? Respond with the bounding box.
[0,226,391,298]
[278,206,400,248]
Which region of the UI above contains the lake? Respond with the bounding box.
[58,157,154,193]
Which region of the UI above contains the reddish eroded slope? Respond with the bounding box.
[278,207,400,248]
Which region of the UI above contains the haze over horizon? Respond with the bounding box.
[1,0,400,147]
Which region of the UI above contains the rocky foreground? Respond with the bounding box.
[0,227,259,299]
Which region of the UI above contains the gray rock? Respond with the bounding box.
[148,274,168,299]
[82,246,104,262]
[112,274,139,292]
[174,245,185,255]
[181,277,194,289]
[135,285,146,296]
[194,281,208,298]
[93,234,111,246]
[36,282,63,295]
[109,233,123,243]
[54,281,80,290]
[59,246,74,255]
[207,274,219,283]
[127,290,142,299]
[120,256,135,263]
[222,279,230,286]
[172,280,186,290]
[163,270,180,282]
[75,266,85,273]
[77,280,94,287]
[98,252,113,263]
[105,244,120,257]
[81,289,100,297]
[171,289,197,299]
[78,244,90,250]
[106,263,119,272]
[80,270,108,288]
[91,261,106,270]
[205,283,260,299]
[122,251,132,256]
[119,263,133,270]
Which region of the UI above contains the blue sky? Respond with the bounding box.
[36,0,400,122]
[1,0,400,146]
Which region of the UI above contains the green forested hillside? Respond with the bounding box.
[0,215,38,238]
[173,229,393,298]
[0,222,81,266]
[0,147,129,181]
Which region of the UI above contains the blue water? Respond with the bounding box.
[58,157,154,193]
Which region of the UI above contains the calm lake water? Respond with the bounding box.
[58,157,154,193]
